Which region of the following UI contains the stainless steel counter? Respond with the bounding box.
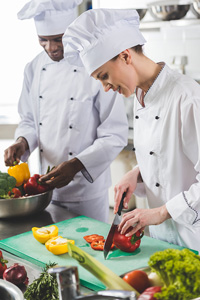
[0,203,78,240]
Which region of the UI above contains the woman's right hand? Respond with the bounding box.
[4,137,28,166]
[114,166,140,214]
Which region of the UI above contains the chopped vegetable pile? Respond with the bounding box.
[0,171,16,198]
[148,248,200,300]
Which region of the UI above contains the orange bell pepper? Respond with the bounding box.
[8,162,30,187]
[32,225,59,244]
[45,236,75,255]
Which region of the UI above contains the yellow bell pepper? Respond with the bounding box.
[45,236,75,255]
[32,225,59,244]
[8,162,30,187]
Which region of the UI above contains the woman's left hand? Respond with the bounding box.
[118,205,171,236]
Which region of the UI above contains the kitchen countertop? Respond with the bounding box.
[0,203,78,240]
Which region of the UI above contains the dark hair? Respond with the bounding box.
[111,45,143,61]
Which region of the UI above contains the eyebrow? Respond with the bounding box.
[97,72,102,79]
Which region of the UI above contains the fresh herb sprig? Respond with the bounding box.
[24,262,59,300]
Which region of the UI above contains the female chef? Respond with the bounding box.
[62,8,200,252]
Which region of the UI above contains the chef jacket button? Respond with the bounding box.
[42,68,46,71]
[69,125,73,129]
[69,152,73,155]
[155,116,160,119]
[149,151,154,155]
[70,97,74,100]
[39,96,43,99]
[135,115,139,119]
[155,182,160,187]
[39,122,42,125]
[74,69,77,72]
[40,149,43,152]
[132,147,136,151]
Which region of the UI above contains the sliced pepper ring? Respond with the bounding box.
[91,240,115,251]
[84,234,104,243]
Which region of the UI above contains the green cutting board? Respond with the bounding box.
[0,216,186,291]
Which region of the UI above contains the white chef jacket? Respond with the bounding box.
[134,63,200,253]
[15,51,128,204]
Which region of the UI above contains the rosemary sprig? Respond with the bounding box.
[24,262,59,300]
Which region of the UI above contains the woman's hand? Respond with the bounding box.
[4,137,29,166]
[114,166,140,214]
[118,205,171,236]
[39,158,84,188]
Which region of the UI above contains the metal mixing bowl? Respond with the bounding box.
[148,1,191,21]
[191,0,200,17]
[0,190,53,218]
[0,279,24,300]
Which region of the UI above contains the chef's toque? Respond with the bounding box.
[17,0,83,36]
[63,8,146,76]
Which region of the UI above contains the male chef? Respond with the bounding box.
[4,0,128,222]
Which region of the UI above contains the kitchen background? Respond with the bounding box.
[0,0,200,210]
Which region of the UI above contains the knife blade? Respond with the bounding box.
[103,192,126,259]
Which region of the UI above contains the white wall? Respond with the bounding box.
[0,1,41,106]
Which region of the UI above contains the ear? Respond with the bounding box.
[118,49,132,64]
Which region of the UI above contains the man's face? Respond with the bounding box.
[38,33,64,61]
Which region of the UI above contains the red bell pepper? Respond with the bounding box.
[113,227,144,252]
[83,234,105,243]
[90,240,115,251]
[0,251,8,278]
[8,187,22,198]
[138,286,162,300]
[24,174,49,196]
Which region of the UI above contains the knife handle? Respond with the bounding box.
[117,192,126,216]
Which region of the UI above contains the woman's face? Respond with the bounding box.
[91,50,137,98]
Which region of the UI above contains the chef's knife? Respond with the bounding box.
[104,192,126,260]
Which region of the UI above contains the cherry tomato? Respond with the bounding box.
[123,270,150,293]
[8,188,22,198]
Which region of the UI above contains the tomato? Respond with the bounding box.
[113,227,144,252]
[83,234,104,243]
[123,270,151,293]
[8,188,22,198]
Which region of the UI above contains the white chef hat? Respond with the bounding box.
[63,8,146,75]
[17,0,83,36]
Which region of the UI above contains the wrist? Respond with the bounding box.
[71,158,84,173]
[16,137,29,151]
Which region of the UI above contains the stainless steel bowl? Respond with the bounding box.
[191,0,200,17]
[148,1,191,21]
[136,9,148,20]
[0,190,53,218]
[0,279,24,300]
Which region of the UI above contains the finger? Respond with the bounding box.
[125,223,141,236]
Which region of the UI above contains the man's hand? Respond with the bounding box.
[39,158,84,188]
[114,166,140,213]
[4,137,29,166]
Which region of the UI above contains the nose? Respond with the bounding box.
[45,40,58,52]
[103,82,111,93]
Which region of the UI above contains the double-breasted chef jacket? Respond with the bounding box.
[15,51,128,210]
[134,63,200,253]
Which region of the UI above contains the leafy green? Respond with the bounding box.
[148,248,200,300]
[24,263,59,300]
